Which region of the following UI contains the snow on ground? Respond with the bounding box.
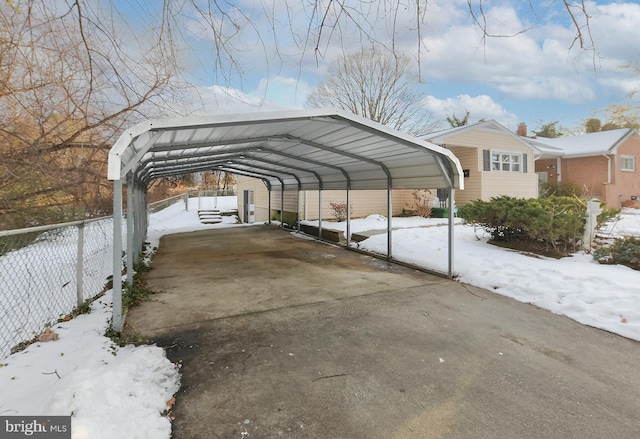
[0,292,180,439]
[314,209,640,342]
[147,196,246,248]
[1,197,638,439]
[598,208,640,238]
[0,196,239,439]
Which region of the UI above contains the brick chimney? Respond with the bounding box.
[517,122,527,137]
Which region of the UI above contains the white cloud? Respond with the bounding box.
[186,76,309,115]
[176,0,640,112]
[421,94,519,128]
[418,1,640,104]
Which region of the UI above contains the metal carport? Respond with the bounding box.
[107,108,463,331]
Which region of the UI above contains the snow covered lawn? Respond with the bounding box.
[0,292,181,439]
[1,197,638,439]
[305,208,640,342]
[0,196,239,439]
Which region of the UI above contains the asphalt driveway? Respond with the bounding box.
[125,225,640,439]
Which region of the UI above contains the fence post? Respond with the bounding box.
[76,222,85,307]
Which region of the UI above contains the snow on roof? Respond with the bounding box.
[526,128,636,158]
[422,119,505,142]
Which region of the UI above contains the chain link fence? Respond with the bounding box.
[0,217,126,360]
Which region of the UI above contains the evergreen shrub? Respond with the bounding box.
[458,195,586,255]
[593,236,640,271]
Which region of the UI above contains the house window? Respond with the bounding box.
[491,151,522,173]
[621,155,635,172]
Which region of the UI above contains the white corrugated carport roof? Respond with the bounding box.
[108,109,463,191]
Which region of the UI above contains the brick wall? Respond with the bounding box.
[561,156,608,200]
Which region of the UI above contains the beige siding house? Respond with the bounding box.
[423,120,539,205]
[528,128,640,208]
[236,177,415,223]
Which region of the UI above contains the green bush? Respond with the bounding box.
[430,207,449,218]
[592,236,640,270]
[597,207,621,228]
[458,196,586,255]
[270,210,298,226]
[540,181,582,198]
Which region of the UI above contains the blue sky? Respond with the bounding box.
[114,0,640,133]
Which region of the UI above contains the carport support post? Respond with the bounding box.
[387,187,392,258]
[346,189,351,246]
[267,189,272,224]
[133,182,141,265]
[126,174,134,287]
[280,189,284,227]
[318,189,323,240]
[140,185,147,254]
[448,188,455,278]
[296,190,301,232]
[139,185,148,255]
[112,179,124,332]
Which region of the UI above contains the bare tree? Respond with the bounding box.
[0,0,599,228]
[625,62,640,98]
[165,1,597,86]
[305,48,436,136]
[534,121,564,138]
[585,104,640,132]
[447,111,471,128]
[0,1,182,228]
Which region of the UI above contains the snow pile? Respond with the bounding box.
[47,345,180,439]
[0,291,180,439]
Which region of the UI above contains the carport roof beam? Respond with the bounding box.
[147,160,301,188]
[139,154,316,184]
[212,166,273,190]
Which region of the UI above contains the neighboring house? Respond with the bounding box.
[422,120,539,205]
[526,128,640,208]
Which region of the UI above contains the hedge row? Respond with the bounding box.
[457,196,587,254]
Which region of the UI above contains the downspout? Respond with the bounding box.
[603,154,612,206]
[602,154,612,184]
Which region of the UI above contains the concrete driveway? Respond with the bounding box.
[125,225,640,439]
